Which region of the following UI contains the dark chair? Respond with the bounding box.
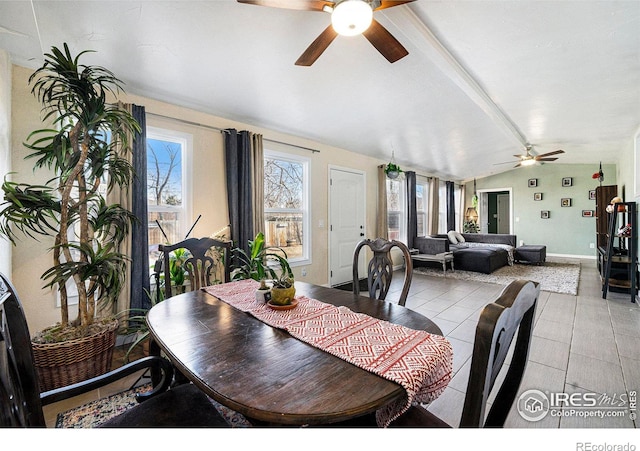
[0,272,229,428]
[159,236,232,299]
[352,238,413,306]
[390,279,540,427]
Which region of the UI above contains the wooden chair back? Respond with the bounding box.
[159,237,232,299]
[0,273,46,426]
[352,238,413,306]
[460,279,540,427]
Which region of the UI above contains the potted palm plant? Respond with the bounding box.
[0,44,139,390]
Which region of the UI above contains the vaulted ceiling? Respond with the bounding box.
[1,0,639,181]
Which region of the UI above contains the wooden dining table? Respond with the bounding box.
[146,281,444,426]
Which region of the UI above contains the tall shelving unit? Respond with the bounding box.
[601,201,637,303]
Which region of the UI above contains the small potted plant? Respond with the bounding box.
[270,267,295,306]
[231,232,295,304]
[384,162,402,180]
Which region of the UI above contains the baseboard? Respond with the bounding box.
[547,253,596,260]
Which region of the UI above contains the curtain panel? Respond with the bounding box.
[223,129,254,255]
[446,181,455,232]
[109,103,149,314]
[459,184,466,231]
[406,171,417,249]
[376,165,388,239]
[251,133,265,238]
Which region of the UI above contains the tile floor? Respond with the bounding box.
[385,257,639,428]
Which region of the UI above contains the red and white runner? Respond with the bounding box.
[203,279,453,427]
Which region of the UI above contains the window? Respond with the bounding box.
[416,177,429,237]
[263,151,310,266]
[438,180,447,234]
[387,178,406,242]
[146,127,192,262]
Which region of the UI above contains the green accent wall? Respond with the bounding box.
[467,163,617,257]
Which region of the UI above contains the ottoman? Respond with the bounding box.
[515,245,546,264]
[454,248,509,274]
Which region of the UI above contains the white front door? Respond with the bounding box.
[329,168,366,286]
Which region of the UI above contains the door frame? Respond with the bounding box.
[477,187,513,234]
[328,165,367,287]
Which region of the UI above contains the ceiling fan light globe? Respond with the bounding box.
[521,159,536,166]
[331,0,373,36]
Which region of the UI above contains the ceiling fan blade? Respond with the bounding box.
[514,163,522,168]
[362,19,408,63]
[536,157,559,162]
[236,0,334,11]
[536,149,565,158]
[295,25,339,66]
[375,0,416,11]
[513,154,524,158]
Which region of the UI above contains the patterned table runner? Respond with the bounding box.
[203,280,453,427]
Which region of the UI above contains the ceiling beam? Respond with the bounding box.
[385,7,529,151]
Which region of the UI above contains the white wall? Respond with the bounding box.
[0,50,11,276]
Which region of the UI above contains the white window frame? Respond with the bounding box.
[146,126,193,244]
[416,176,430,238]
[264,150,311,267]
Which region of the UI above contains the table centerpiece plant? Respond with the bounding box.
[0,43,140,389]
[231,232,295,305]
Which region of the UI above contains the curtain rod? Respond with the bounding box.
[146,112,320,154]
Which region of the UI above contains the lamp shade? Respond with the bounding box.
[465,207,478,221]
[331,0,373,36]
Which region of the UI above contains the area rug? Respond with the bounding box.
[55,383,252,428]
[414,260,581,295]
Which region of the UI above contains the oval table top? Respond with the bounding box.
[147,281,442,426]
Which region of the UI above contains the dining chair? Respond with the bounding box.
[352,238,413,306]
[159,236,232,299]
[390,279,540,427]
[0,272,230,428]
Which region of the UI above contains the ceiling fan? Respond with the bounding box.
[237,0,415,66]
[502,146,565,168]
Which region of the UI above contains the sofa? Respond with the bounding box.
[413,233,517,274]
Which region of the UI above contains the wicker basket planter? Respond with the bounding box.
[32,320,118,392]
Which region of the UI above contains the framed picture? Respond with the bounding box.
[561,198,572,207]
[562,177,573,187]
[582,210,594,217]
[589,189,596,200]
[528,178,538,188]
[534,192,543,201]
[541,210,550,219]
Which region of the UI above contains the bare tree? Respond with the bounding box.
[147,142,180,206]
[264,159,302,209]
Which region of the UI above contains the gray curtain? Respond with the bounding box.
[129,105,150,310]
[406,171,417,248]
[223,129,254,255]
[446,181,455,231]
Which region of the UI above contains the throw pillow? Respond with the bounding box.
[447,230,458,244]
[454,231,465,243]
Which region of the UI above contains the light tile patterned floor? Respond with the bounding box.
[385,257,639,428]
